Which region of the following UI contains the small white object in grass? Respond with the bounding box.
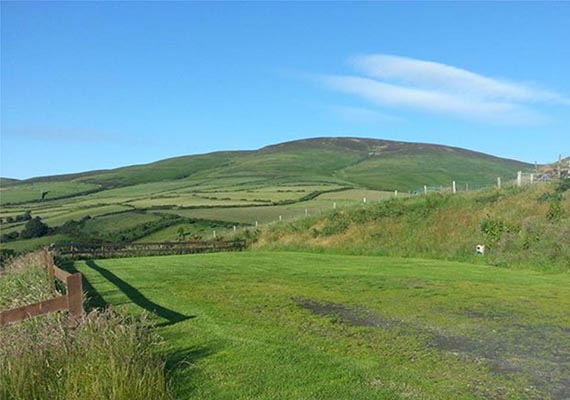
[333,202,336,209]
[279,215,282,221]
[475,244,485,255]
[255,221,258,228]
[233,226,236,232]
[363,197,367,203]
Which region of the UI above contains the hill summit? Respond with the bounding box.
[5,137,531,192]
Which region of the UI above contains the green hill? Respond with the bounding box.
[0,137,534,253]
[3,137,531,196]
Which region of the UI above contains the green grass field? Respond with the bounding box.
[71,251,570,400]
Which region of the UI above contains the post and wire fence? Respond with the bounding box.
[213,166,570,238]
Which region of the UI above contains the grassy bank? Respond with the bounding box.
[73,251,570,399]
[257,183,570,272]
[0,253,172,400]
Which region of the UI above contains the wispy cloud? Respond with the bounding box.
[320,54,568,124]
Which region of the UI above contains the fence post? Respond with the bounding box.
[233,225,237,232]
[424,185,428,195]
[279,215,282,221]
[394,190,398,197]
[497,177,502,189]
[517,171,522,187]
[44,248,56,288]
[452,181,456,194]
[530,173,534,184]
[333,202,336,209]
[213,231,216,239]
[66,274,83,319]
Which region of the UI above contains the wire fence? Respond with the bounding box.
[204,164,570,239]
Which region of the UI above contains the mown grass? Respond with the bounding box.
[258,183,570,272]
[0,252,173,400]
[73,251,570,400]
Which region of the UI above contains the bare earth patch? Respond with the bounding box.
[295,298,570,400]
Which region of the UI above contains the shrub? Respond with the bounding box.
[19,217,49,239]
[555,178,570,193]
[546,201,564,221]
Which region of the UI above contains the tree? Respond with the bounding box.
[20,217,49,239]
[177,227,186,241]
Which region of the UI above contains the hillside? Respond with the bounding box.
[0,137,533,253]
[257,182,570,272]
[2,137,531,196]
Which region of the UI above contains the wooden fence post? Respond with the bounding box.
[44,248,55,286]
[66,274,83,319]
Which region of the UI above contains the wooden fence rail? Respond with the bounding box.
[0,248,83,326]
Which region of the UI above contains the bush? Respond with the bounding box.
[19,217,49,239]
[546,201,564,221]
[555,178,570,193]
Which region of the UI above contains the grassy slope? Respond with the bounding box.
[337,152,527,191]
[73,251,570,400]
[0,137,532,250]
[257,184,570,272]
[1,137,531,202]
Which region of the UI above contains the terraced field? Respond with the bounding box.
[0,137,531,252]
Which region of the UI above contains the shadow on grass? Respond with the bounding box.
[63,260,194,327]
[165,345,217,396]
[61,260,109,310]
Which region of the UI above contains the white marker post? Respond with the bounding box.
[517,171,522,187]
[305,209,308,216]
[213,231,216,239]
[424,185,428,195]
[255,221,258,228]
[363,197,367,204]
[233,226,237,232]
[394,190,398,197]
[452,181,456,194]
[333,202,336,209]
[279,215,282,221]
[497,177,502,189]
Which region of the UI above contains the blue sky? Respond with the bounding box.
[1,2,569,179]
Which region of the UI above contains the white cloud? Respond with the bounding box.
[320,54,568,124]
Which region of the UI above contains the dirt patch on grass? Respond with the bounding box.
[294,297,397,328]
[295,298,570,400]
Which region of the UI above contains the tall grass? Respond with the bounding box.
[0,253,173,400]
[257,183,570,272]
